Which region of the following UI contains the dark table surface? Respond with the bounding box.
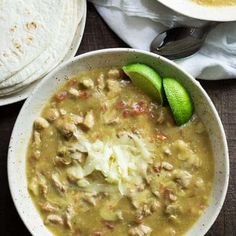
[1,3,235,236]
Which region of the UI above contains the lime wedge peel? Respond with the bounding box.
[122,63,163,105]
[163,78,194,126]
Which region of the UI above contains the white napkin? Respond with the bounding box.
[90,0,236,79]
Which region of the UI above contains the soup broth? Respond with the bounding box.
[26,67,214,236]
[193,0,236,6]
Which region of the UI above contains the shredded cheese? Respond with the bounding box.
[66,133,153,195]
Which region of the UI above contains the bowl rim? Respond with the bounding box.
[157,0,236,22]
[7,48,229,236]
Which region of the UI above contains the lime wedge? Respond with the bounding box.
[122,63,163,104]
[163,78,193,126]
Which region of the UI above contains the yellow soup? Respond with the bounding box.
[26,68,214,236]
[193,0,236,6]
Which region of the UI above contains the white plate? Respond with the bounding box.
[158,0,236,21]
[0,0,87,107]
[8,48,229,236]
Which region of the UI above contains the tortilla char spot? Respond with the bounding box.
[26,22,37,30]
[26,36,33,45]
[14,43,21,50]
[2,52,8,57]
[10,25,17,32]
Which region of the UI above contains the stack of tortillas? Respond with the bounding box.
[0,0,85,102]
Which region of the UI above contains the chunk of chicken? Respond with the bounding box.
[65,205,74,230]
[66,164,84,182]
[82,193,97,206]
[56,119,77,138]
[45,214,63,225]
[169,193,177,202]
[152,190,160,198]
[107,79,121,93]
[105,117,120,125]
[29,174,48,196]
[164,228,176,236]
[54,155,72,166]
[33,131,41,147]
[173,169,192,188]
[68,87,80,97]
[57,143,87,165]
[135,199,160,223]
[107,68,120,79]
[172,140,201,168]
[142,204,152,217]
[97,73,106,90]
[116,210,124,220]
[150,199,160,212]
[81,78,94,89]
[162,145,172,156]
[103,110,120,125]
[45,108,60,121]
[77,178,90,187]
[129,224,152,236]
[162,162,173,171]
[130,190,151,209]
[67,143,87,153]
[186,155,202,168]
[51,173,66,193]
[195,177,204,188]
[28,177,39,196]
[39,174,48,196]
[165,203,182,215]
[173,139,195,161]
[41,202,59,213]
[32,150,41,159]
[83,110,95,129]
[34,117,49,130]
[70,113,84,125]
[59,108,67,116]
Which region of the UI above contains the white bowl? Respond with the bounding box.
[8,48,229,236]
[158,0,236,21]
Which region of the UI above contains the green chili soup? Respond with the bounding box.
[193,0,236,6]
[26,67,214,236]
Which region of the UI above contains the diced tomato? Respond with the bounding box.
[93,232,102,236]
[131,101,147,116]
[115,100,127,110]
[67,79,78,87]
[154,133,167,141]
[79,90,90,99]
[103,221,115,230]
[153,165,162,174]
[122,109,130,118]
[163,188,171,200]
[55,91,67,102]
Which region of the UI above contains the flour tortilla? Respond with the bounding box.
[0,0,65,83]
[0,0,85,96]
[0,0,68,89]
[0,0,66,87]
